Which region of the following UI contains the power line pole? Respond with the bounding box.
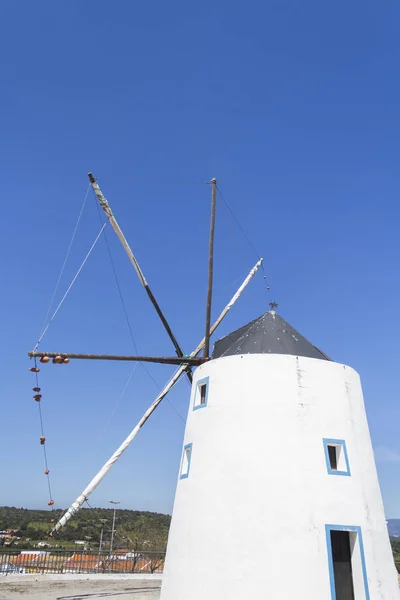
[108,500,120,554]
[97,518,108,570]
[204,178,217,358]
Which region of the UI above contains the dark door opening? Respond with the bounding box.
[330,530,355,600]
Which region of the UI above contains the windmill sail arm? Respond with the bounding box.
[50,258,263,535]
[88,172,190,381]
[88,173,147,287]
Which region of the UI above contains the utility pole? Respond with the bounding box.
[97,518,108,570]
[108,500,120,554]
[204,178,217,358]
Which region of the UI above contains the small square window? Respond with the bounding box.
[193,377,209,410]
[180,443,192,480]
[323,439,351,476]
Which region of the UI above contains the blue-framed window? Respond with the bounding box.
[180,443,193,479]
[325,524,370,600]
[323,438,351,476]
[193,376,209,411]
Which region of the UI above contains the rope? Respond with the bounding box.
[216,184,269,288]
[216,185,263,262]
[32,223,107,351]
[213,273,246,303]
[102,363,138,435]
[37,184,91,344]
[30,187,92,512]
[92,190,186,424]
[216,198,248,270]
[84,498,107,523]
[33,359,54,504]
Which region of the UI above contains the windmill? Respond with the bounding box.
[29,175,399,599]
[28,174,264,533]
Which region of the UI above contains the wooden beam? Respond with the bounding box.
[204,178,217,357]
[28,352,208,366]
[88,173,193,384]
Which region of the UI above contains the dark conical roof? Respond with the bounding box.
[212,311,330,361]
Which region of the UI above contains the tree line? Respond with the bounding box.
[0,506,170,551]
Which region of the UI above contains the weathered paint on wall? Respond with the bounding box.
[161,354,400,600]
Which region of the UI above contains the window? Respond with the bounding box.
[323,439,351,476]
[326,525,370,600]
[180,443,192,479]
[193,377,209,410]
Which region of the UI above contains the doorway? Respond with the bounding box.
[330,530,355,600]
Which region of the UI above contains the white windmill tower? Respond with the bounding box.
[160,310,400,600]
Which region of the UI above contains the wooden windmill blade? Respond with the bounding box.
[88,173,193,383]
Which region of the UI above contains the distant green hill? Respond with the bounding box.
[0,506,170,551]
[1,506,399,565]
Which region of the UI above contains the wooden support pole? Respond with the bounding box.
[204,178,217,358]
[28,351,207,366]
[88,173,193,383]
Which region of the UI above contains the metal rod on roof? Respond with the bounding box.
[204,178,217,357]
[88,173,192,384]
[28,351,207,366]
[50,257,263,536]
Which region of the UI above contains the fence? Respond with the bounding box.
[0,550,398,577]
[0,549,165,575]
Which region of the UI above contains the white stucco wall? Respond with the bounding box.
[161,354,399,600]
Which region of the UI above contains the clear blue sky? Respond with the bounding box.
[1,0,400,519]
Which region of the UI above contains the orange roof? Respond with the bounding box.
[13,554,40,565]
[103,558,165,572]
[13,554,65,567]
[63,554,100,569]
[0,553,164,574]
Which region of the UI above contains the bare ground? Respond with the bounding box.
[0,576,161,600]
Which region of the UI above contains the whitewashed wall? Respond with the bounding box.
[161,354,399,600]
